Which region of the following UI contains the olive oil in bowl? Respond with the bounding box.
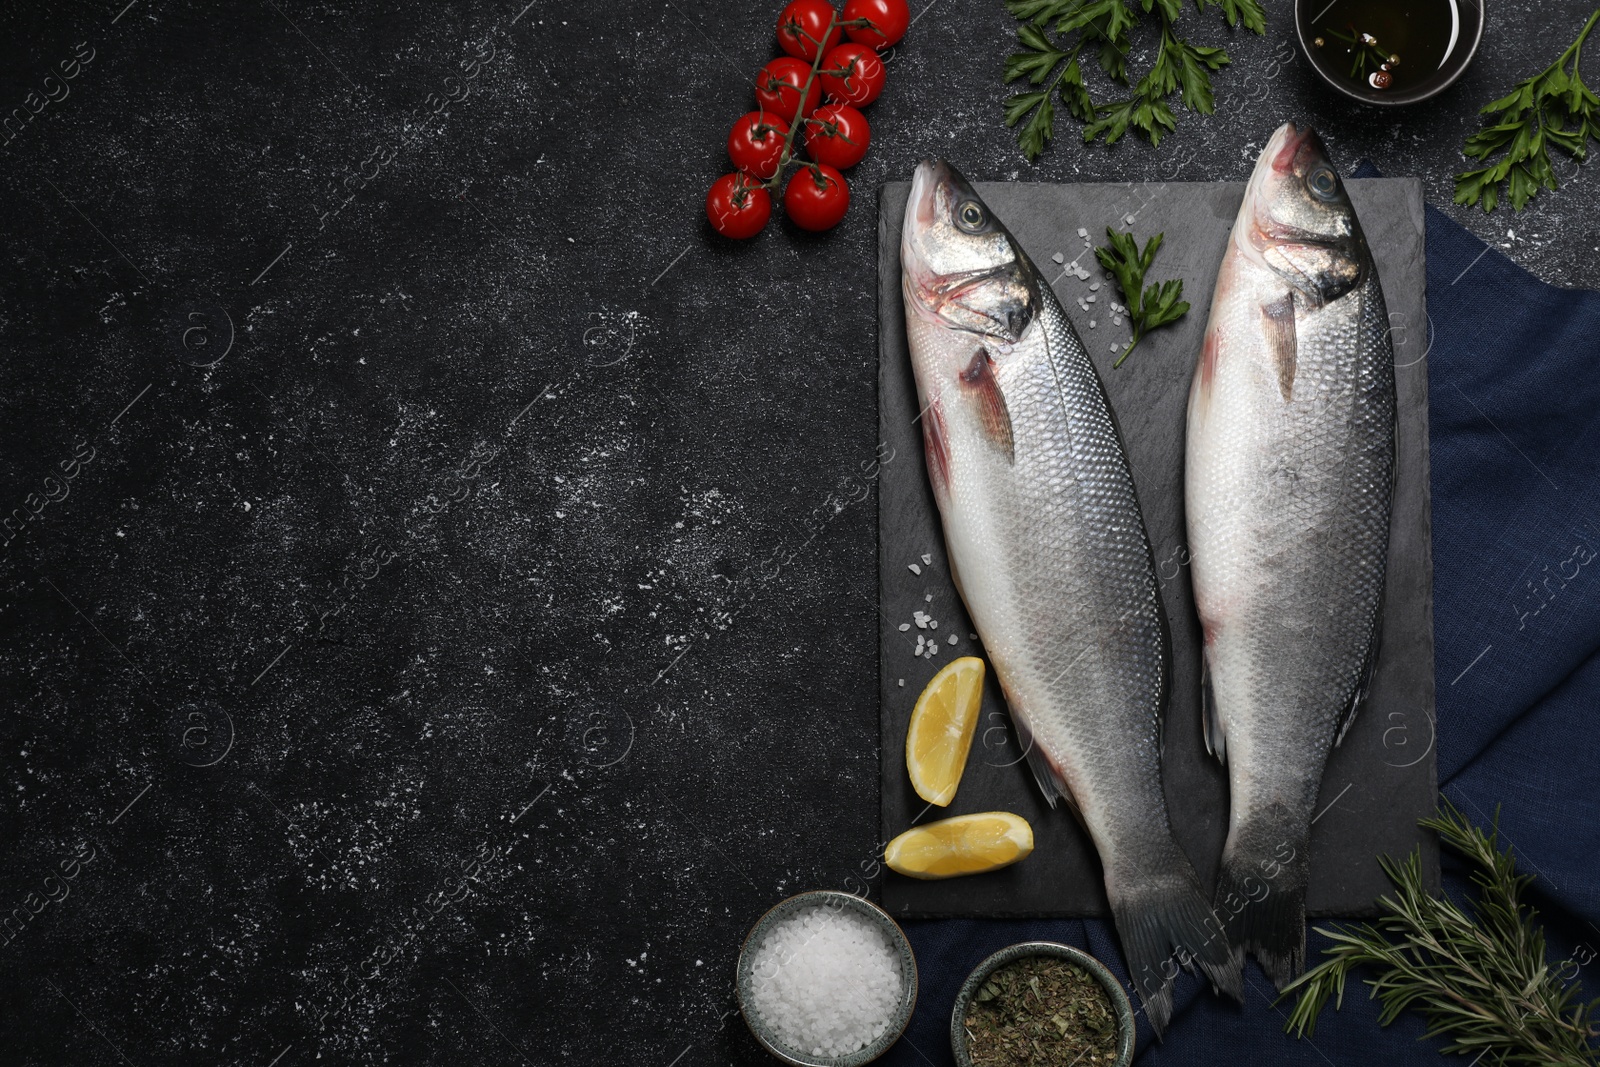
[1295,0,1484,105]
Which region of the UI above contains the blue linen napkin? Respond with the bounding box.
[882,164,1600,1065]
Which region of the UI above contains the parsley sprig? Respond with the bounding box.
[1455,7,1600,212]
[1002,0,1265,161]
[1282,799,1600,1066]
[1094,228,1190,367]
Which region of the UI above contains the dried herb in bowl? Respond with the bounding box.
[963,956,1118,1066]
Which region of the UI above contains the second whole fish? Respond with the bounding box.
[1185,122,1396,988]
[901,160,1242,1031]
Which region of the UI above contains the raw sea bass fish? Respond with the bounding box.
[1186,123,1395,988]
[901,160,1241,1031]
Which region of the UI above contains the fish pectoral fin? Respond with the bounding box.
[1201,652,1226,765]
[960,348,1014,463]
[1260,292,1297,401]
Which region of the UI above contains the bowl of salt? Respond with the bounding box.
[736,890,918,1066]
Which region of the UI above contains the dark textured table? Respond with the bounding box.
[0,2,1593,1065]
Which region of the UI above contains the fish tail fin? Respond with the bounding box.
[1110,866,1243,1036]
[1213,834,1309,990]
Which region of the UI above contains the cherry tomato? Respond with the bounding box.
[706,172,771,239]
[755,57,823,124]
[783,164,849,231]
[776,0,843,62]
[819,43,886,106]
[805,104,871,170]
[726,111,791,180]
[842,0,910,49]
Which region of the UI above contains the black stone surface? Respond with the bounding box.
[877,179,1439,918]
[0,0,1591,1064]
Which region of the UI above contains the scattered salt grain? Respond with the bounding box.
[898,679,905,687]
[1051,252,1065,264]
[924,593,933,603]
[1090,282,1100,291]
[1124,214,1136,225]
[907,563,921,576]
[1113,316,1123,326]
[898,623,910,632]
[1076,227,1088,238]
[969,633,978,640]
[1089,320,1097,329]
[947,635,958,646]
[1086,295,1096,303]
[929,620,939,630]
[920,553,932,565]
[746,905,904,1059]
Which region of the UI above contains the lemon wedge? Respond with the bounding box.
[906,656,985,806]
[885,812,1035,880]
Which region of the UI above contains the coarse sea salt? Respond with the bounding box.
[747,906,904,1059]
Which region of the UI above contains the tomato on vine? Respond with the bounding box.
[842,0,909,49]
[706,172,772,239]
[776,0,843,61]
[819,44,886,106]
[755,57,823,123]
[805,105,871,170]
[727,111,791,180]
[784,164,850,231]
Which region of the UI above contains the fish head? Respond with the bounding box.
[1240,122,1369,305]
[901,160,1038,348]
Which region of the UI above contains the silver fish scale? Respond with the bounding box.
[969,284,1175,871]
[1192,268,1394,854]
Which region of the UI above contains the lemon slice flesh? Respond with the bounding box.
[884,812,1035,880]
[905,656,985,806]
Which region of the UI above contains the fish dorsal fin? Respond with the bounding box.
[960,348,1014,463]
[1260,293,1297,401]
[1335,608,1383,747]
[1201,651,1226,765]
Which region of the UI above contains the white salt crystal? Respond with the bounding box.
[920,554,931,565]
[898,623,910,632]
[907,563,921,576]
[746,905,904,1058]
[1051,252,1064,264]
[947,635,958,645]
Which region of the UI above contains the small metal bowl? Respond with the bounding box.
[950,941,1135,1067]
[736,890,918,1067]
[1294,0,1485,107]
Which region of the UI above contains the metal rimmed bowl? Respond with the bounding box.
[950,941,1135,1067]
[1294,0,1485,106]
[736,890,918,1067]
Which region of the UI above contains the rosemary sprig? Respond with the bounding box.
[1001,0,1264,161]
[1093,227,1189,367]
[1455,7,1600,212]
[1281,798,1600,1065]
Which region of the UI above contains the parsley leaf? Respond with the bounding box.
[1455,8,1600,212]
[1093,228,1191,367]
[1002,0,1262,160]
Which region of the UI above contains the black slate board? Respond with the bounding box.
[878,179,1439,919]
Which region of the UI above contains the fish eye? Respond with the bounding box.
[1307,167,1339,200]
[956,201,987,232]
